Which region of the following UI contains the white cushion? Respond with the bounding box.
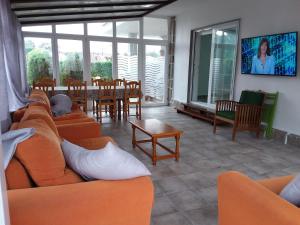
[280,174,300,206]
[61,140,151,180]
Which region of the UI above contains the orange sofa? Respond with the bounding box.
[218,171,300,225]
[13,89,93,124]
[6,92,154,225]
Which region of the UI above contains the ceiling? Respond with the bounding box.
[10,0,177,25]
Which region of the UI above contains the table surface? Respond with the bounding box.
[54,86,125,91]
[130,119,182,137]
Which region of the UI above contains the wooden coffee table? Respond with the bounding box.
[130,119,182,165]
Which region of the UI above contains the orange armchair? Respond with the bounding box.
[218,171,300,225]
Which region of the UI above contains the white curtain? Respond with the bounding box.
[0,0,28,132]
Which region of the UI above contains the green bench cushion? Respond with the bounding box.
[216,111,235,120]
[239,91,265,105]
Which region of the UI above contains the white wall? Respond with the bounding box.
[168,0,300,135]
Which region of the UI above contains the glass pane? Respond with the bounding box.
[145,45,166,104]
[144,17,168,40]
[90,41,113,80]
[117,43,138,81]
[58,39,83,85]
[22,25,52,33]
[88,22,113,37]
[24,37,53,85]
[56,23,84,35]
[210,26,238,103]
[191,31,212,103]
[116,21,139,38]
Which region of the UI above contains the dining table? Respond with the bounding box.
[54,86,137,121]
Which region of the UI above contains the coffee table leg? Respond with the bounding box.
[152,137,157,166]
[175,134,180,161]
[132,126,136,148]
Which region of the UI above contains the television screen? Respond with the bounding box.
[241,32,297,76]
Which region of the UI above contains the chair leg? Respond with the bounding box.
[232,124,237,141]
[139,102,142,120]
[256,128,260,139]
[92,99,95,114]
[213,117,217,134]
[136,105,138,118]
[124,103,128,120]
[105,105,108,114]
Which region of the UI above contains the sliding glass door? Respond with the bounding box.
[189,20,239,106]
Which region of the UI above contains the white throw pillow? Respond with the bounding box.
[61,140,151,180]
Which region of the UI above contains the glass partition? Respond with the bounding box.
[145,45,166,103]
[116,21,140,38]
[58,39,83,85]
[24,37,53,85]
[117,43,138,81]
[90,41,113,80]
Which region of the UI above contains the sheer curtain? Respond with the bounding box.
[0,0,28,132]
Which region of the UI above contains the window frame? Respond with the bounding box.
[22,16,170,106]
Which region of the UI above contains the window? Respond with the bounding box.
[90,41,113,80]
[145,45,166,103]
[56,23,84,35]
[58,39,83,85]
[88,22,113,37]
[117,43,138,81]
[116,21,139,38]
[24,37,53,85]
[22,25,52,33]
[22,18,170,104]
[189,20,239,105]
[144,17,168,40]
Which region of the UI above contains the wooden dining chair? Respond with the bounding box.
[115,78,125,86]
[97,80,117,123]
[124,80,142,120]
[32,77,56,98]
[67,80,87,113]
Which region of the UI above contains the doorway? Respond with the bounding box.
[189,20,240,107]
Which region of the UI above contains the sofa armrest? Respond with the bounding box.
[8,177,154,225]
[258,175,294,194]
[218,171,300,225]
[57,122,101,142]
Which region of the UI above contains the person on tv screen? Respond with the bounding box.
[251,38,275,75]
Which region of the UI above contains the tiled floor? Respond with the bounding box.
[100,106,300,225]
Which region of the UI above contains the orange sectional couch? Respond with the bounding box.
[218,171,300,225]
[6,90,154,225]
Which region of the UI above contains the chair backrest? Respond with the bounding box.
[239,90,265,106]
[32,78,56,97]
[115,78,125,86]
[67,80,87,100]
[125,80,142,99]
[98,80,116,101]
[92,78,111,86]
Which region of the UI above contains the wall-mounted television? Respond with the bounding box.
[241,31,298,76]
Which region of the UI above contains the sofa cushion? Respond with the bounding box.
[216,111,236,120]
[239,90,265,106]
[29,90,52,115]
[15,119,82,187]
[73,136,116,150]
[62,140,151,180]
[21,105,59,137]
[5,158,33,190]
[50,94,72,117]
